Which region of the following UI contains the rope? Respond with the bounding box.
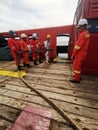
[18,70,82,130]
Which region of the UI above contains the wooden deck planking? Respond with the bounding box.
[5,83,98,101]
[0,119,12,130]
[1,84,98,120]
[8,76,98,97]
[8,77,98,96]
[0,93,97,130]
[4,76,98,92]
[2,84,98,111]
[0,104,73,130]
[0,95,66,123]
[0,61,98,129]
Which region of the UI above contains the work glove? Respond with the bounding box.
[71,56,75,61]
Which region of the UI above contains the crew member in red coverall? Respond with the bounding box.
[8,30,21,70]
[70,19,90,83]
[36,37,43,63]
[29,33,38,65]
[19,33,30,68]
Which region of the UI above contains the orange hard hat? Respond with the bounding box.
[46,34,51,38]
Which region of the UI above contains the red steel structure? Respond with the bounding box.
[75,0,98,74]
[1,0,98,74]
[1,25,75,59]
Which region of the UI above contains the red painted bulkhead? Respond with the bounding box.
[1,0,98,74]
[83,0,98,19]
[1,25,75,59]
[74,0,98,74]
[82,33,98,74]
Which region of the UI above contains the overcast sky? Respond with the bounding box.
[0,0,78,32]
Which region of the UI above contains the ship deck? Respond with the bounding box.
[0,60,98,130]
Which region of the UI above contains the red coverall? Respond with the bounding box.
[29,39,38,61]
[8,38,20,67]
[36,40,44,62]
[19,39,30,65]
[72,30,90,81]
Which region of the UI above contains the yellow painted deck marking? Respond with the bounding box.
[0,69,26,78]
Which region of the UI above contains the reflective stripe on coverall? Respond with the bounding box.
[8,38,21,66]
[72,30,90,81]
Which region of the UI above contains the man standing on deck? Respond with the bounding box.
[19,33,30,68]
[8,30,22,70]
[70,19,90,83]
[29,33,39,65]
[43,34,52,64]
[36,36,43,63]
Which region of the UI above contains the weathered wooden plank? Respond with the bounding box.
[0,96,97,130]
[25,72,98,87]
[8,78,98,95]
[26,73,69,81]
[0,88,51,108]
[3,84,98,110]
[0,85,97,128]
[0,95,66,123]
[0,76,9,83]
[8,76,98,90]
[0,104,21,122]
[1,86,98,120]
[8,71,98,88]
[25,64,98,82]
[26,62,98,82]
[37,79,98,94]
[27,64,98,80]
[32,62,70,69]
[69,114,98,130]
[8,77,98,96]
[5,83,98,101]
[11,104,51,130]
[27,67,70,75]
[0,119,12,130]
[1,61,98,82]
[0,61,17,71]
[50,120,73,130]
[36,91,98,109]
[1,61,98,130]
[82,74,98,81]
[0,104,72,130]
[46,63,71,70]
[36,85,98,101]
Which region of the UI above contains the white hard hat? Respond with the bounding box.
[77,19,88,28]
[21,33,27,38]
[32,33,38,38]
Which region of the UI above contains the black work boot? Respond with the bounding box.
[69,79,80,83]
[18,66,23,71]
[39,60,43,63]
[26,64,31,68]
[34,60,38,65]
[23,63,27,67]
